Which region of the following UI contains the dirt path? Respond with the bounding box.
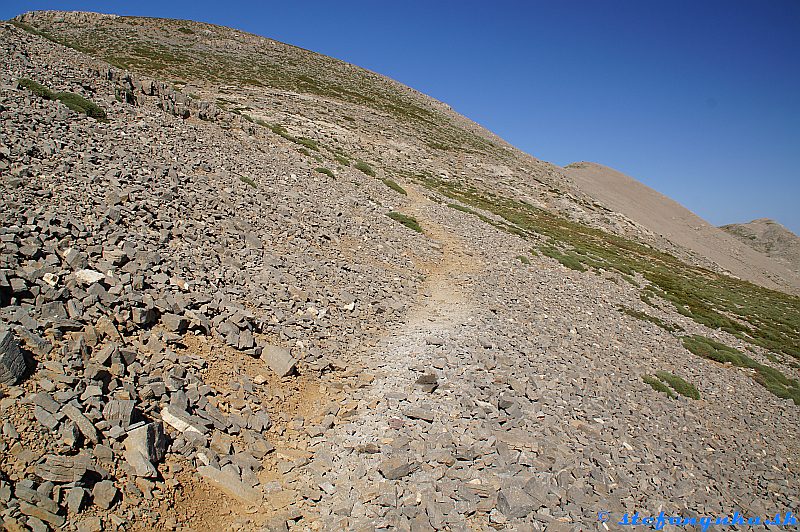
[306,184,487,528]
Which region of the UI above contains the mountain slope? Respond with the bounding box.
[1,12,798,532]
[721,218,800,272]
[562,161,800,292]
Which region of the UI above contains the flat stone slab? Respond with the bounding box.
[197,465,263,506]
[261,344,296,377]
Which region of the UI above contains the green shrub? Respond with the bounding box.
[18,78,55,99]
[297,137,319,151]
[382,178,407,195]
[655,371,700,399]
[683,335,800,405]
[617,305,683,333]
[355,161,376,177]
[18,79,107,120]
[239,175,257,188]
[314,167,334,178]
[386,212,422,233]
[334,155,350,166]
[516,255,531,265]
[178,26,195,34]
[642,375,675,398]
[448,203,476,214]
[54,92,107,120]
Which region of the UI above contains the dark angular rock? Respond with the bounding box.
[0,329,26,385]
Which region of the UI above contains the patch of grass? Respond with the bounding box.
[642,375,676,398]
[314,167,334,178]
[539,246,586,272]
[178,26,195,34]
[239,175,257,188]
[386,212,422,233]
[617,305,683,333]
[516,255,531,265]
[354,161,376,177]
[334,155,350,166]
[18,78,107,120]
[382,178,407,195]
[655,371,700,399]
[682,335,800,405]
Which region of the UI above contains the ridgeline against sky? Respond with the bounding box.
[2,0,798,232]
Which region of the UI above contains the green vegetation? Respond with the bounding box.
[381,178,407,195]
[538,245,586,272]
[642,375,676,398]
[238,175,257,188]
[427,141,451,151]
[447,203,476,214]
[314,167,334,178]
[643,372,699,400]
[334,155,350,166]
[296,137,319,151]
[617,305,683,333]
[18,78,54,99]
[386,212,422,233]
[354,161,376,177]
[412,172,800,362]
[683,335,800,405]
[516,255,531,265]
[655,371,700,399]
[178,26,195,34]
[18,78,107,120]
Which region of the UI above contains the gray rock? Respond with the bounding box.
[404,407,435,423]
[35,454,90,483]
[378,457,419,480]
[0,330,26,385]
[103,399,136,429]
[197,465,262,505]
[61,403,100,443]
[425,335,445,346]
[161,312,188,333]
[261,344,296,377]
[19,501,66,527]
[91,480,118,509]
[497,486,538,518]
[65,487,87,514]
[123,422,167,477]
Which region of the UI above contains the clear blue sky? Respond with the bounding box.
[4,1,799,232]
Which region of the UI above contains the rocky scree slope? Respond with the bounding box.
[721,219,800,273]
[1,13,799,532]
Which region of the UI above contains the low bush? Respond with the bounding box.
[314,167,334,178]
[355,161,376,177]
[386,212,422,233]
[655,371,700,399]
[642,375,675,398]
[382,178,407,195]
